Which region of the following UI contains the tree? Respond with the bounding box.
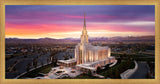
[70,55,72,59]
[41,61,44,66]
[26,63,31,72]
[51,57,57,67]
[115,69,120,78]
[47,58,50,64]
[63,55,69,60]
[117,58,121,63]
[96,66,101,73]
[88,70,92,77]
[109,68,115,78]
[33,59,37,68]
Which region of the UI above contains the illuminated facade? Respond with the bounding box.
[58,13,116,72]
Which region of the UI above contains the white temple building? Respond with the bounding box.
[58,13,116,73]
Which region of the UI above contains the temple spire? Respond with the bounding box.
[81,13,89,43]
[83,13,86,30]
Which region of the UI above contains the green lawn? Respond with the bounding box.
[39,66,52,74]
[99,60,135,79]
[18,63,54,78]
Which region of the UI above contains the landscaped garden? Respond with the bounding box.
[18,63,56,78]
[98,59,135,78]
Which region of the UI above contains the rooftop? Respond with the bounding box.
[76,56,115,71]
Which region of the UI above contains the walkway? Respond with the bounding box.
[43,67,81,79]
[93,73,105,79]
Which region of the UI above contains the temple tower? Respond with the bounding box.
[81,13,89,44]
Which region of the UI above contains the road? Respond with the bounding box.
[129,62,149,79]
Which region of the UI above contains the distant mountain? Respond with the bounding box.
[5,36,155,44]
[108,36,155,42]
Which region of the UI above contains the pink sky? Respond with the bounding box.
[5,5,155,39]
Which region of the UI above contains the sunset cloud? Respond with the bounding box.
[5,5,155,39]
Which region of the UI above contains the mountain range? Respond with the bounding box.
[5,36,155,44]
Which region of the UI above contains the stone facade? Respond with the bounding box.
[58,13,116,72]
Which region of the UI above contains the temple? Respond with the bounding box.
[58,13,116,73]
